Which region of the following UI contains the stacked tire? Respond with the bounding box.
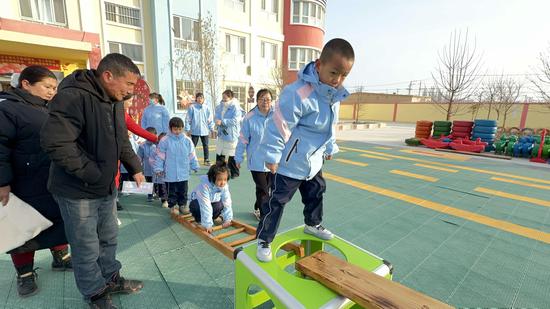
[472,119,498,151]
[451,121,474,139]
[432,121,452,139]
[415,121,433,139]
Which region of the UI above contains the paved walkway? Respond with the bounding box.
[2,137,550,308]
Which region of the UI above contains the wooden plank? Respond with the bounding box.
[216,227,246,240]
[231,220,257,234]
[435,148,512,160]
[226,234,257,247]
[295,251,453,309]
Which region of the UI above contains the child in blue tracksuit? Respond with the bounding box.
[137,127,157,202]
[151,133,168,207]
[235,89,273,221]
[255,38,355,262]
[189,162,233,233]
[153,117,200,215]
[186,92,215,165]
[214,89,243,179]
[141,92,170,134]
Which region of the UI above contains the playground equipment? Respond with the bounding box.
[450,120,474,139]
[170,215,452,308]
[512,136,535,158]
[494,134,518,155]
[449,138,487,153]
[415,120,433,139]
[472,119,498,151]
[531,129,548,163]
[432,121,452,138]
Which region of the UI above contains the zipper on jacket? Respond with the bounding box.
[285,138,300,162]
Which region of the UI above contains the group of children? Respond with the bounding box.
[124,38,355,263]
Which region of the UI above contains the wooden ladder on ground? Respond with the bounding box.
[172,213,303,259]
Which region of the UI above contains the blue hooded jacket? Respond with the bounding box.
[185,102,214,136]
[214,99,243,142]
[141,102,170,134]
[259,61,349,180]
[235,106,272,172]
[190,175,233,229]
[137,141,155,177]
[152,133,199,182]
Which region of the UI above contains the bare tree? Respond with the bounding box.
[270,65,287,96]
[530,46,550,104]
[492,75,522,127]
[200,13,220,110]
[431,29,483,120]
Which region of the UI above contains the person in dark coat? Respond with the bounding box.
[0,65,72,298]
[40,53,145,309]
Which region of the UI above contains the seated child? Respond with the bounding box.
[189,161,233,233]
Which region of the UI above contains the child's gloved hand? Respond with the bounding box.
[222,220,232,228]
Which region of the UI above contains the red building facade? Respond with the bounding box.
[282,0,327,84]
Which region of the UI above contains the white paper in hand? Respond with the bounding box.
[121,181,154,195]
[0,193,53,253]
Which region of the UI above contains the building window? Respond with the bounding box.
[19,0,67,26]
[261,0,278,21]
[288,47,320,70]
[225,34,246,63]
[176,80,202,111]
[105,2,141,27]
[224,0,245,12]
[291,0,325,28]
[108,41,143,62]
[261,41,278,66]
[173,15,200,50]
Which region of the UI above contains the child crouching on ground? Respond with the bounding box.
[153,117,199,215]
[189,162,233,233]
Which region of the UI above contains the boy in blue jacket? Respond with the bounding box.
[256,38,354,262]
[153,117,200,215]
[137,127,157,202]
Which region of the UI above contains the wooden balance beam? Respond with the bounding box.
[172,213,303,259]
[295,251,454,309]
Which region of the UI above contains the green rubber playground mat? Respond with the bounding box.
[1,141,550,308]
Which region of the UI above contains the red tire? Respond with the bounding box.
[453,120,474,127]
[451,132,471,138]
[417,120,433,126]
[415,129,432,135]
[452,126,473,133]
[416,124,433,130]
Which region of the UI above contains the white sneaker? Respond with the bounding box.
[179,205,190,215]
[256,240,272,262]
[171,207,180,215]
[253,209,261,221]
[117,218,122,226]
[304,224,334,240]
[162,201,169,208]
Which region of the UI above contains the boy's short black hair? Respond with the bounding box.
[97,53,141,77]
[207,161,230,184]
[195,92,204,98]
[319,38,355,63]
[222,89,234,98]
[169,117,184,129]
[146,127,157,134]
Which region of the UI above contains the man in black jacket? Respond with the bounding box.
[41,53,145,309]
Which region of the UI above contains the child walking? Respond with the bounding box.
[189,161,233,233]
[255,38,355,262]
[153,117,199,215]
[151,132,168,208]
[137,127,157,202]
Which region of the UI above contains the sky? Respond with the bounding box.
[324,0,550,96]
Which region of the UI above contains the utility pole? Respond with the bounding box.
[198,0,204,92]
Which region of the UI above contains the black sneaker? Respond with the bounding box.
[51,247,73,271]
[107,275,143,294]
[116,201,123,211]
[16,269,39,298]
[89,290,118,309]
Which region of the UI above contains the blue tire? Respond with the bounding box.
[474,119,498,127]
[472,133,496,140]
[473,126,497,134]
